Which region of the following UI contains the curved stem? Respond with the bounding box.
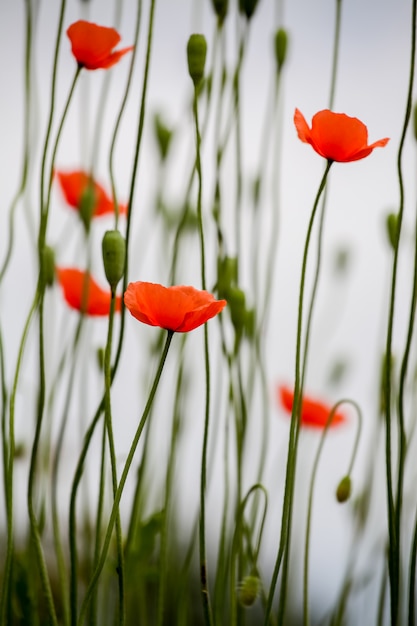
[264,161,332,625]
[303,400,362,626]
[77,330,174,626]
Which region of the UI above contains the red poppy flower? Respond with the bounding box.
[124,282,227,332]
[294,108,389,162]
[57,268,122,316]
[55,170,128,218]
[278,385,346,429]
[67,20,134,70]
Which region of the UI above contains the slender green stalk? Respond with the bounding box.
[408,500,417,626]
[157,346,185,626]
[77,331,174,626]
[0,0,33,282]
[264,161,332,626]
[0,291,38,625]
[103,294,125,626]
[108,0,142,230]
[303,400,362,626]
[384,1,416,622]
[51,318,84,626]
[192,74,215,625]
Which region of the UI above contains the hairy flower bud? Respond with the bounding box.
[336,476,352,503]
[238,576,260,607]
[274,28,288,71]
[187,34,207,87]
[102,230,125,290]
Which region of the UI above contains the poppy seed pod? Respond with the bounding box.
[274,28,288,71]
[336,476,352,503]
[238,576,260,607]
[42,245,56,288]
[102,230,126,290]
[187,34,207,87]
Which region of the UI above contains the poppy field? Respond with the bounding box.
[0,0,416,625]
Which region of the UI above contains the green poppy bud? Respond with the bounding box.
[154,114,173,161]
[79,183,96,231]
[217,256,238,299]
[239,0,260,20]
[336,476,352,503]
[385,212,399,250]
[228,287,246,334]
[244,308,256,339]
[96,347,105,371]
[187,34,207,87]
[102,230,126,290]
[42,245,55,288]
[238,575,260,607]
[274,28,288,71]
[211,0,228,24]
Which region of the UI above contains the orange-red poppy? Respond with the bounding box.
[278,385,346,429]
[57,268,122,316]
[55,170,128,218]
[294,109,389,162]
[67,20,134,70]
[124,282,227,332]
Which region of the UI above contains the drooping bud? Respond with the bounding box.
[274,28,288,71]
[154,114,174,161]
[385,212,399,250]
[78,183,96,232]
[42,245,56,288]
[187,34,207,87]
[211,0,228,25]
[217,256,238,300]
[102,230,126,290]
[239,0,260,20]
[238,575,260,607]
[96,347,105,371]
[228,287,246,334]
[336,476,352,503]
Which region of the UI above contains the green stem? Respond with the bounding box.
[77,331,174,626]
[264,161,332,626]
[303,400,362,626]
[384,0,416,622]
[103,294,125,626]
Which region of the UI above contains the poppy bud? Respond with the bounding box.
[96,347,105,371]
[336,475,352,503]
[211,0,228,24]
[217,256,238,299]
[42,245,56,288]
[102,230,125,290]
[239,0,260,20]
[385,212,399,250]
[187,34,207,87]
[79,183,96,231]
[154,114,173,161]
[228,287,246,334]
[413,102,417,142]
[274,28,288,71]
[238,575,260,607]
[244,308,256,339]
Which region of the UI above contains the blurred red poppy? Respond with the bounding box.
[67,20,133,70]
[278,385,346,429]
[294,109,389,162]
[57,268,122,316]
[55,170,128,218]
[124,282,226,332]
